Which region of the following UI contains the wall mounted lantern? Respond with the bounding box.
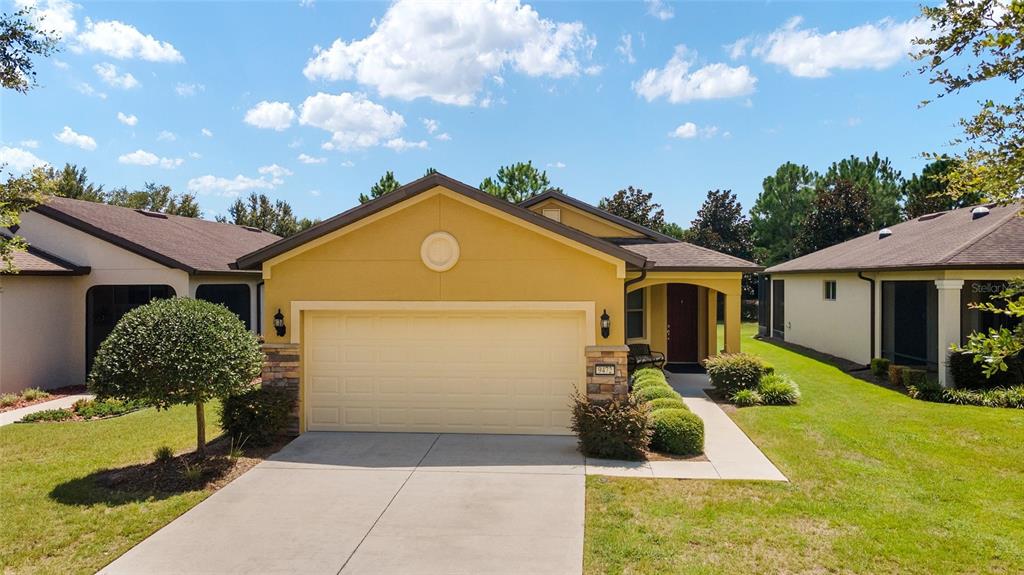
[273,308,286,337]
[600,309,610,339]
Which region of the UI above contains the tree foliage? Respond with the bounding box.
[598,186,666,231]
[0,166,43,272]
[1,6,60,94]
[914,0,1024,203]
[40,164,106,202]
[88,298,263,457]
[797,178,874,255]
[955,278,1024,380]
[750,162,818,266]
[218,192,317,237]
[683,189,754,262]
[360,170,401,204]
[479,161,552,203]
[901,157,984,218]
[108,183,202,217]
[823,153,903,229]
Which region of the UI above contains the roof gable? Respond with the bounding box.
[519,190,678,243]
[1,236,90,276]
[237,173,648,271]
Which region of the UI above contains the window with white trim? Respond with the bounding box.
[627,289,645,339]
[824,280,837,301]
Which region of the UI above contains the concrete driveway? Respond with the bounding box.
[100,432,585,575]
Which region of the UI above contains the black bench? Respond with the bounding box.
[628,343,666,371]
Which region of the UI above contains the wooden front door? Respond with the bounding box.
[667,283,699,363]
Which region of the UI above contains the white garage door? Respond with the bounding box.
[304,308,586,435]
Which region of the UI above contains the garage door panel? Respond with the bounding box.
[304,308,584,434]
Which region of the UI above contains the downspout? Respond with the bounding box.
[623,263,650,345]
[857,272,875,365]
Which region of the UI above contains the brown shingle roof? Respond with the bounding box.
[518,190,679,243]
[623,242,762,271]
[765,202,1024,273]
[34,196,281,274]
[5,242,90,275]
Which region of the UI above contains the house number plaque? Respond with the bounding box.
[594,363,616,376]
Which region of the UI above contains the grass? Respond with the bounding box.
[0,403,221,574]
[586,323,1024,574]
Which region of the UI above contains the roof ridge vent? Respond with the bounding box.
[878,228,893,239]
[971,206,990,219]
[135,209,168,219]
[917,211,946,221]
[242,225,263,233]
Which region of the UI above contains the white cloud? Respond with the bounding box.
[157,130,176,142]
[93,62,138,89]
[309,189,321,197]
[76,18,183,62]
[383,138,428,151]
[75,82,106,99]
[847,116,863,127]
[726,37,749,60]
[54,126,96,150]
[547,161,566,169]
[288,138,303,148]
[53,59,69,70]
[743,16,931,78]
[302,0,597,106]
[299,91,405,151]
[645,0,674,21]
[340,160,355,168]
[669,122,720,139]
[297,153,327,164]
[15,0,77,39]
[617,34,635,64]
[189,151,202,159]
[257,164,293,184]
[435,132,451,142]
[0,146,48,172]
[201,128,213,137]
[299,0,315,6]
[19,139,39,149]
[117,111,138,126]
[117,149,184,169]
[422,118,439,134]
[175,82,204,97]
[187,174,274,197]
[634,45,757,103]
[244,101,296,131]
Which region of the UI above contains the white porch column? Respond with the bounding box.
[935,279,964,388]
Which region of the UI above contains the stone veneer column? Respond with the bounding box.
[261,343,301,435]
[585,345,629,401]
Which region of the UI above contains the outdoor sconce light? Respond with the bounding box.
[273,308,286,337]
[600,309,610,339]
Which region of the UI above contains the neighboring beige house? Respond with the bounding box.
[761,202,1024,386]
[0,196,279,394]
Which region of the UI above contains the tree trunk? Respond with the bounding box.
[195,400,206,458]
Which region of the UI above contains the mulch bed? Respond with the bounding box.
[647,451,709,463]
[0,385,88,413]
[97,435,293,495]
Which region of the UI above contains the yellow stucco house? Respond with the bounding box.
[237,173,760,435]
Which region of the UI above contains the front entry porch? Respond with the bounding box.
[626,271,745,366]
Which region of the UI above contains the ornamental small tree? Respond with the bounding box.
[88,298,263,457]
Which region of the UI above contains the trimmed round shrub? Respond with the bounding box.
[647,397,688,412]
[649,408,704,456]
[570,391,651,460]
[20,408,73,423]
[21,388,50,402]
[631,371,667,387]
[220,386,296,445]
[870,358,891,379]
[888,364,905,387]
[632,378,671,392]
[758,374,801,405]
[633,385,682,403]
[631,368,664,383]
[705,353,770,395]
[730,388,762,407]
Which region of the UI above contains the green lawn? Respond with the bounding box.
[0,404,220,574]
[586,324,1024,574]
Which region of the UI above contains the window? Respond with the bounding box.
[196,284,252,330]
[86,285,175,372]
[626,289,645,339]
[541,208,561,222]
[823,280,837,301]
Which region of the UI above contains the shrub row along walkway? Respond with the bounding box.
[604,372,786,481]
[0,394,93,427]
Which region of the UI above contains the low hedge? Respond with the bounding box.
[649,408,704,456]
[633,385,682,403]
[647,397,688,412]
[730,388,762,407]
[73,398,146,419]
[220,386,296,445]
[888,364,906,387]
[941,386,1024,409]
[20,408,73,423]
[949,351,1023,390]
[705,353,771,395]
[758,374,801,405]
[570,392,651,460]
[870,358,891,378]
[632,378,671,392]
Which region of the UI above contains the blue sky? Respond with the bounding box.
[0,0,1006,226]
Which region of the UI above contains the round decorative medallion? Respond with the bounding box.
[420,231,460,272]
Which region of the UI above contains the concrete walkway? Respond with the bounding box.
[0,394,92,427]
[101,432,585,575]
[585,372,787,481]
